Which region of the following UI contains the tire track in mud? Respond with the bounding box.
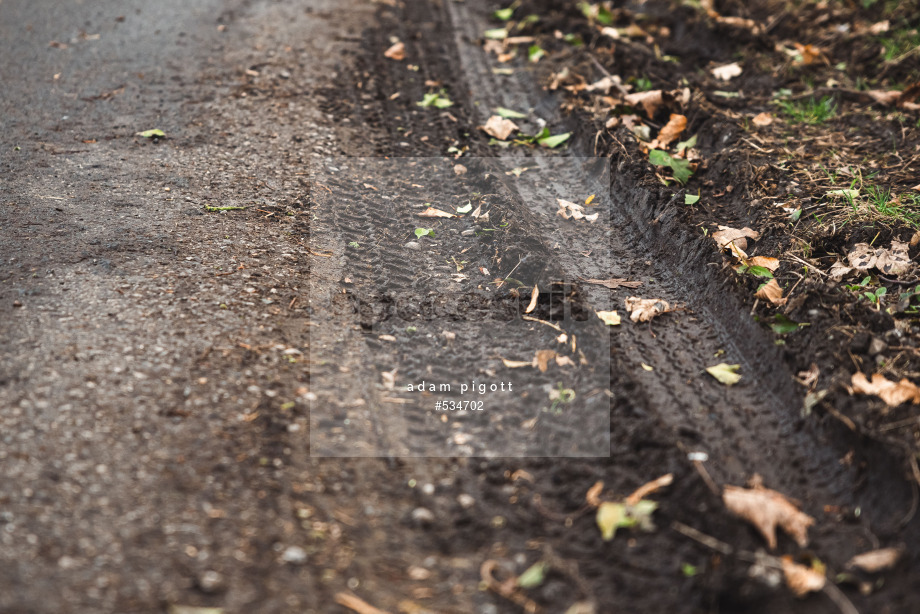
[309,157,611,458]
[339,0,920,551]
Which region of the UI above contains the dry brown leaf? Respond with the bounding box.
[524,284,539,314]
[752,112,773,127]
[624,297,671,323]
[625,473,673,506]
[846,547,903,573]
[712,226,760,255]
[898,82,920,111]
[648,113,687,150]
[876,240,912,275]
[869,20,890,34]
[417,206,454,218]
[502,357,534,369]
[335,592,391,614]
[847,243,877,270]
[480,115,519,140]
[748,256,780,271]
[781,557,826,597]
[867,89,902,106]
[624,89,663,118]
[828,260,853,280]
[586,481,604,507]
[755,278,786,306]
[723,484,815,549]
[711,62,742,81]
[585,75,624,94]
[582,278,643,290]
[793,43,825,65]
[384,41,405,61]
[534,350,556,373]
[851,372,920,406]
[555,355,575,367]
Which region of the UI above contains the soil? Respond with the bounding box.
[2,0,920,613]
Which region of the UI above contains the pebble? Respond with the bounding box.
[457,493,475,509]
[461,229,475,236]
[198,570,223,593]
[404,242,421,250]
[411,507,435,525]
[281,545,308,564]
[421,483,435,495]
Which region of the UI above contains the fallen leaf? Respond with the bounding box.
[851,372,920,406]
[502,357,534,369]
[828,260,853,280]
[867,89,902,106]
[555,355,575,367]
[846,547,903,573]
[537,132,571,148]
[723,484,815,549]
[869,20,890,34]
[706,363,741,386]
[525,284,539,314]
[136,129,165,138]
[585,75,624,94]
[535,349,556,373]
[781,557,826,598]
[596,310,621,326]
[596,502,626,541]
[335,593,391,614]
[624,297,671,322]
[481,115,519,140]
[793,42,824,65]
[624,89,664,118]
[712,226,760,256]
[847,243,877,270]
[586,481,604,507]
[168,608,223,614]
[752,112,773,127]
[596,499,658,541]
[582,278,643,289]
[876,240,912,275]
[417,207,454,218]
[384,41,405,61]
[517,561,547,588]
[649,113,687,150]
[711,62,743,81]
[755,279,787,306]
[748,256,780,271]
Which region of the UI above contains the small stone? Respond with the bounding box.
[454,164,467,176]
[404,241,421,250]
[12,300,22,308]
[411,507,435,525]
[421,483,435,495]
[279,70,291,79]
[281,545,308,565]
[868,337,888,356]
[461,229,476,236]
[198,570,223,593]
[457,494,475,509]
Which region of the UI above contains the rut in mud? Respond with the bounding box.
[311,0,920,611]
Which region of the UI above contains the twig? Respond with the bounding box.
[522,314,564,333]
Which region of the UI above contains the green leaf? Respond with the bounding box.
[493,7,514,21]
[649,149,693,184]
[517,561,547,588]
[417,91,453,109]
[596,502,627,541]
[528,44,545,62]
[676,135,697,151]
[705,363,741,386]
[563,32,584,46]
[136,129,165,138]
[747,265,774,279]
[204,205,246,212]
[415,228,435,239]
[685,193,700,205]
[537,132,571,148]
[496,107,528,119]
[681,563,700,577]
[770,314,800,334]
[348,241,360,249]
[484,28,509,40]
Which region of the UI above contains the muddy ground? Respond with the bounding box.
[1,0,919,612]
